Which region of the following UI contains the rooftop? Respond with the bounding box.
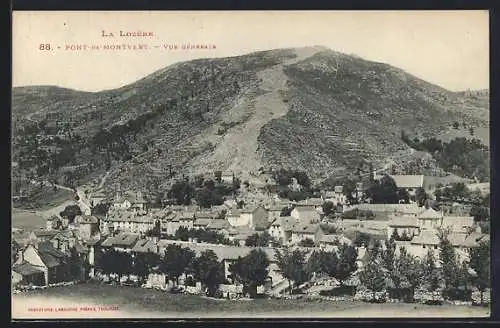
[388,215,419,227]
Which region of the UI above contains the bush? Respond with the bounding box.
[387,288,414,303]
[320,285,356,297]
[443,287,472,302]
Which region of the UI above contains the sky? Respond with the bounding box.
[12,11,489,92]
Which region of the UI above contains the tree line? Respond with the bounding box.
[358,230,490,304]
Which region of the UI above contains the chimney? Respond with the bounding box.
[17,249,23,263]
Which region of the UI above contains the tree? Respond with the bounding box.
[322,201,335,217]
[470,205,489,222]
[168,180,195,205]
[91,202,111,216]
[68,246,84,281]
[469,241,490,304]
[160,245,196,286]
[335,243,358,286]
[438,229,463,295]
[214,171,222,183]
[396,246,424,301]
[280,206,293,217]
[421,249,442,292]
[229,249,270,298]
[192,250,225,297]
[133,252,161,284]
[398,189,410,204]
[434,189,443,202]
[245,232,272,247]
[353,232,372,247]
[274,249,308,294]
[298,238,316,247]
[359,252,387,300]
[59,204,82,224]
[174,226,190,241]
[415,187,428,207]
[366,175,399,204]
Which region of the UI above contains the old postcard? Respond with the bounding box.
[11,10,491,319]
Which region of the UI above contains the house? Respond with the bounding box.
[226,209,244,227]
[239,206,269,230]
[193,218,212,230]
[290,223,324,245]
[112,191,149,212]
[295,198,324,210]
[206,219,231,235]
[441,215,475,233]
[387,215,420,240]
[291,207,320,224]
[266,204,285,223]
[227,226,255,246]
[14,242,69,286]
[268,216,298,244]
[102,212,157,234]
[12,262,45,287]
[90,190,107,207]
[374,174,424,198]
[409,230,441,254]
[100,232,139,252]
[29,230,60,243]
[74,215,100,241]
[221,171,234,184]
[166,212,194,235]
[132,238,159,254]
[318,234,352,251]
[323,186,346,205]
[418,207,444,230]
[347,203,424,217]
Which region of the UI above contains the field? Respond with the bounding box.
[12,284,489,319]
[13,186,75,212]
[12,209,47,231]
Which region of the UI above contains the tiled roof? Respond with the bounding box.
[75,215,99,224]
[207,219,230,230]
[227,209,241,217]
[157,240,276,261]
[101,233,139,248]
[388,215,419,227]
[350,203,424,215]
[441,216,474,231]
[375,175,424,188]
[411,230,440,245]
[292,223,321,234]
[419,208,443,219]
[271,216,297,231]
[13,261,44,276]
[292,207,321,222]
[132,239,158,253]
[194,218,211,226]
[296,198,324,206]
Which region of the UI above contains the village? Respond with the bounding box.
[11,168,491,307]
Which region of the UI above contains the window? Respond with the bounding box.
[423,245,426,248]
[434,245,437,249]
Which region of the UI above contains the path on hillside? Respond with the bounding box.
[186,47,325,183]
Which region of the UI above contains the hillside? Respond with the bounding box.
[12,46,489,196]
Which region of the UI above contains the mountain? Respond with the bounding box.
[12,46,489,195]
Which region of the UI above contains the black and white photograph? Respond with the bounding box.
[11,10,491,319]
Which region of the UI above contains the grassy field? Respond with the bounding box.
[12,210,47,231]
[12,284,489,319]
[13,186,75,212]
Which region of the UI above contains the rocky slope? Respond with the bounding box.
[12,47,489,194]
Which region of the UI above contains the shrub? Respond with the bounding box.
[443,287,472,302]
[320,285,356,297]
